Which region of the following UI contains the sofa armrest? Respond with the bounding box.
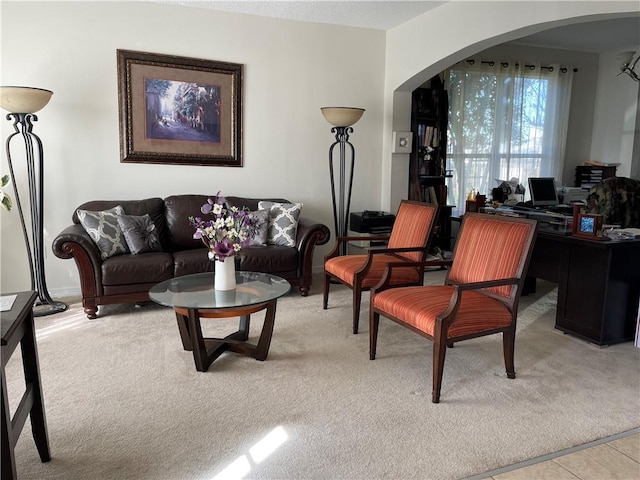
[295,217,331,294]
[52,224,104,307]
[296,217,331,251]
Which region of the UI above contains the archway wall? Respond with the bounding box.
[380,1,640,212]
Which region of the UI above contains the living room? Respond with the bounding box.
[0,1,638,297]
[1,1,639,479]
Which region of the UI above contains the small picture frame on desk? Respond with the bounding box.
[465,200,478,213]
[573,213,607,240]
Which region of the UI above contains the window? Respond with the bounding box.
[446,61,573,211]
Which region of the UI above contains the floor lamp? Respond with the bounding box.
[1,86,67,316]
[321,107,365,255]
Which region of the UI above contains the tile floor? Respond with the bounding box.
[470,429,640,479]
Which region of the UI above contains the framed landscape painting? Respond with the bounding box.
[117,49,243,166]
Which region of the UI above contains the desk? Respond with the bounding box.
[527,233,640,346]
[1,291,51,479]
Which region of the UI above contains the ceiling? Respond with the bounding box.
[153,1,640,53]
[153,1,445,30]
[514,16,640,54]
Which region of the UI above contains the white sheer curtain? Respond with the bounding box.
[446,60,573,211]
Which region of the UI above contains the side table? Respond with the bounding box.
[1,291,51,479]
[149,272,291,372]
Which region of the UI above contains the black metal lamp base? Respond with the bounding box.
[5,111,67,319]
[33,300,68,317]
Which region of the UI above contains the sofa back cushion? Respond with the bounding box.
[224,196,290,212]
[73,198,167,250]
[164,195,211,251]
[164,194,291,252]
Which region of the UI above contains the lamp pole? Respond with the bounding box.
[321,107,365,255]
[2,87,67,316]
[328,126,355,255]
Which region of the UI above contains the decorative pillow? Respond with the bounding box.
[117,214,162,255]
[76,206,129,259]
[258,201,303,247]
[247,209,270,246]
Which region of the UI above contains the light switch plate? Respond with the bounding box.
[392,131,412,153]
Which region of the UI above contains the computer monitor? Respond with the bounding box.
[528,177,559,207]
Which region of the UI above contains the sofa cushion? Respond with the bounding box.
[73,198,168,249]
[164,195,215,251]
[225,196,291,212]
[117,214,162,254]
[238,245,298,273]
[165,195,295,252]
[248,209,270,246]
[77,206,129,259]
[101,251,173,286]
[173,248,215,278]
[259,201,303,247]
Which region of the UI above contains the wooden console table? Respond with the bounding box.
[1,290,51,479]
[527,233,640,346]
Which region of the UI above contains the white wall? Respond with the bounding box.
[0,1,386,295]
[590,48,640,177]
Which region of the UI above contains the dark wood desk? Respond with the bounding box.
[527,233,640,346]
[1,291,51,479]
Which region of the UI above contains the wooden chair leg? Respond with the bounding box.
[369,311,380,360]
[503,329,516,379]
[432,337,448,403]
[322,272,330,309]
[352,287,362,334]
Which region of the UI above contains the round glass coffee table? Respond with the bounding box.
[149,272,291,372]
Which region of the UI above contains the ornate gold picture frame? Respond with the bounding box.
[117,49,243,166]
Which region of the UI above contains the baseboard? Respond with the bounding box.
[49,286,81,300]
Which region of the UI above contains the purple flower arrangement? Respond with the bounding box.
[189,193,259,261]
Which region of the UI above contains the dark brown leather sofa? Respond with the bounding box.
[52,195,330,319]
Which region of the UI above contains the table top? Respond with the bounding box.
[1,291,38,345]
[149,272,291,310]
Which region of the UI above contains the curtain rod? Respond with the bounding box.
[465,59,578,73]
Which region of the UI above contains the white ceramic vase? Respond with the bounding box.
[214,257,236,291]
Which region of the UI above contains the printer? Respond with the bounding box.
[559,186,588,204]
[349,211,396,247]
[349,210,396,234]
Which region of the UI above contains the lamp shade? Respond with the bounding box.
[321,107,365,127]
[0,86,53,114]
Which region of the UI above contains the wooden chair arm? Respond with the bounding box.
[371,259,453,294]
[352,245,432,274]
[364,245,427,256]
[448,277,520,290]
[438,277,520,327]
[325,235,390,259]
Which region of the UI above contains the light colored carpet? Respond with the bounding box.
[6,271,640,480]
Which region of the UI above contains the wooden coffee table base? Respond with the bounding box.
[174,300,278,372]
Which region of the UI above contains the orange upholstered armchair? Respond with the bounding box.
[323,200,438,334]
[369,213,538,403]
